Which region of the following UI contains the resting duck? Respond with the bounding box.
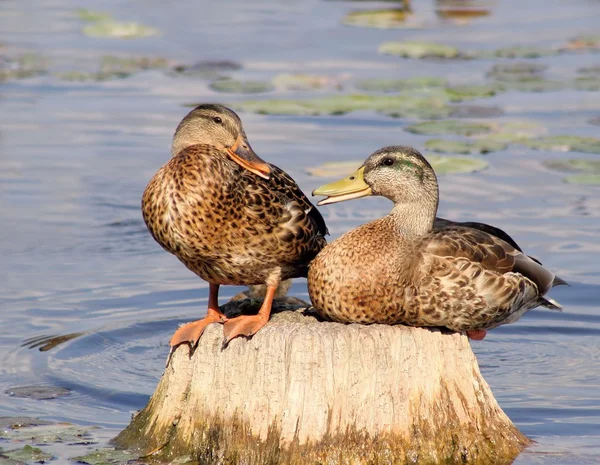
[142,104,327,350]
[308,145,565,339]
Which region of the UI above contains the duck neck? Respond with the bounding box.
[389,191,438,238]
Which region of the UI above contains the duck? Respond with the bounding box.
[142,104,327,351]
[308,145,566,340]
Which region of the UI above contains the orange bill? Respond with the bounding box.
[227,135,271,179]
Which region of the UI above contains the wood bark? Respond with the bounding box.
[114,295,529,464]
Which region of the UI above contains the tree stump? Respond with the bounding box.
[113,295,529,464]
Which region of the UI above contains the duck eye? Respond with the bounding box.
[213,116,223,124]
[383,158,394,166]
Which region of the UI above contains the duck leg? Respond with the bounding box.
[222,283,276,346]
[466,329,487,340]
[169,283,227,348]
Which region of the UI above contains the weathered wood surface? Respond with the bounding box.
[114,297,529,464]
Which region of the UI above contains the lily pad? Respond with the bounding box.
[1,446,52,464]
[0,424,95,445]
[493,46,558,59]
[235,94,450,119]
[5,386,71,400]
[82,21,160,39]
[70,448,138,465]
[355,77,446,92]
[544,159,600,175]
[523,136,600,154]
[272,73,346,91]
[578,65,600,76]
[425,138,507,154]
[209,79,274,94]
[589,116,600,127]
[307,156,488,177]
[449,105,504,118]
[171,60,241,80]
[486,62,547,80]
[563,174,600,185]
[76,9,112,22]
[0,418,53,429]
[405,120,494,136]
[572,76,600,91]
[561,35,600,52]
[343,9,410,28]
[493,77,565,93]
[0,54,47,81]
[378,41,462,59]
[444,84,497,102]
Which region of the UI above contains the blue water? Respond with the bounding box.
[1,0,599,463]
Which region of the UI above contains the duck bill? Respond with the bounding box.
[227,135,271,180]
[312,166,372,206]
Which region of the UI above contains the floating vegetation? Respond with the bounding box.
[577,65,600,76]
[100,55,168,73]
[449,105,504,118]
[172,60,242,80]
[5,385,71,400]
[492,46,558,59]
[425,138,507,154]
[0,53,47,81]
[0,422,95,445]
[444,84,497,101]
[589,116,600,126]
[307,156,488,178]
[273,73,346,91]
[235,94,451,119]
[378,41,463,59]
[544,159,600,173]
[523,136,600,154]
[355,77,446,92]
[494,77,565,93]
[209,79,274,94]
[572,76,600,91]
[426,154,489,174]
[483,121,546,142]
[486,62,547,80]
[70,448,140,465]
[0,445,53,464]
[405,120,494,136]
[435,1,491,23]
[561,34,600,52]
[75,9,112,23]
[82,20,160,39]
[342,9,411,29]
[563,174,600,185]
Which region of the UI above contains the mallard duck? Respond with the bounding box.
[308,146,566,340]
[142,104,327,350]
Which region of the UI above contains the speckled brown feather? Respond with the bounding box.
[142,144,326,287]
[308,145,565,334]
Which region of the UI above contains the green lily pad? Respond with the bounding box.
[493,77,565,93]
[405,120,494,136]
[272,73,345,91]
[523,136,600,154]
[563,174,600,185]
[486,62,547,80]
[578,65,600,76]
[82,20,160,39]
[562,35,600,52]
[444,84,497,102]
[343,9,410,28]
[1,446,52,464]
[425,138,507,154]
[378,41,462,59]
[76,9,112,22]
[449,105,504,118]
[5,386,70,400]
[209,79,274,94]
[0,53,47,81]
[493,46,558,59]
[573,76,600,91]
[70,448,138,465]
[0,418,53,429]
[0,424,95,445]
[426,155,489,174]
[235,94,450,119]
[307,156,488,177]
[543,159,600,173]
[355,77,446,92]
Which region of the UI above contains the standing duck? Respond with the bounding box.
[308,146,565,339]
[142,104,327,350]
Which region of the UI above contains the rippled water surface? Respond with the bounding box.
[1,0,599,463]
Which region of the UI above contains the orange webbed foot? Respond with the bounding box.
[222,314,269,347]
[466,329,487,340]
[169,312,227,348]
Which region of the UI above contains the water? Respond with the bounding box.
[1,0,599,463]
